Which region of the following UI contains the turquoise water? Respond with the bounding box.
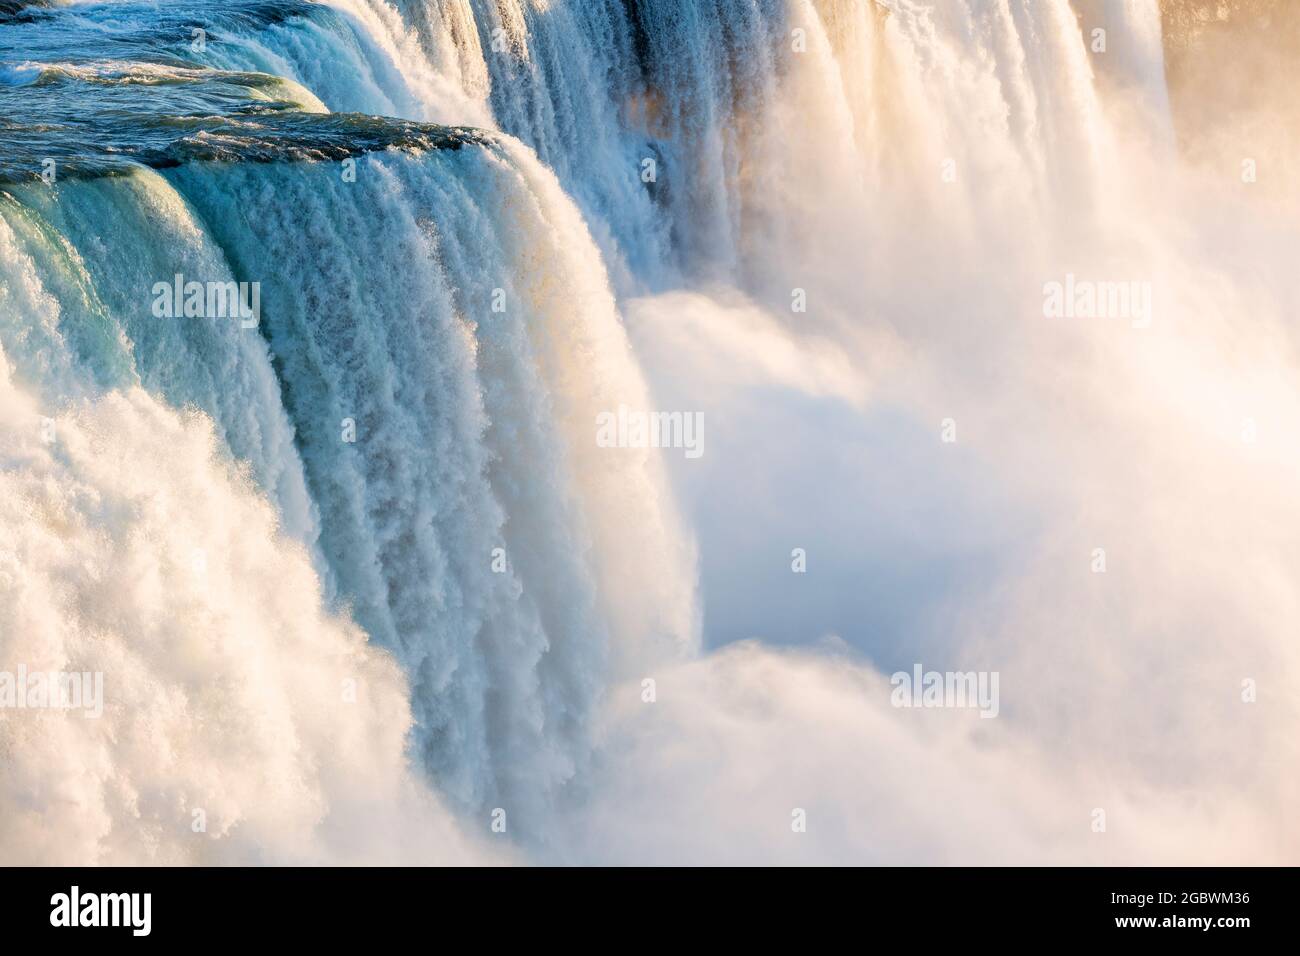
[0,1,486,181]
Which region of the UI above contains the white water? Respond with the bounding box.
[2,0,1297,863]
[0,340,512,863]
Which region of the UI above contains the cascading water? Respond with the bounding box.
[0,0,696,856]
[2,0,1297,865]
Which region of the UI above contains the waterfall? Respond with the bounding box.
[2,0,1297,865]
[0,0,699,855]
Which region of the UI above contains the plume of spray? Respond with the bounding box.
[572,0,1300,863]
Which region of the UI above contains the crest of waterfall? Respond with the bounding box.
[204,0,1169,292]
